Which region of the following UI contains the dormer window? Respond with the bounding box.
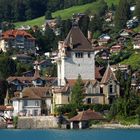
[75,52,83,58]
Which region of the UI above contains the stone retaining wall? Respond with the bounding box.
[17,116,59,129]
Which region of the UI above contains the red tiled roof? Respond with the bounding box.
[95,67,104,80]
[2,30,35,40]
[69,109,104,121]
[0,105,14,111]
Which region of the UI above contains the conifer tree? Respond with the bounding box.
[114,0,130,30]
[88,14,102,33]
[71,75,84,107]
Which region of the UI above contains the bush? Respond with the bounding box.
[13,116,18,128]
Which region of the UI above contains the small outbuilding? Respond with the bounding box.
[69,109,104,129]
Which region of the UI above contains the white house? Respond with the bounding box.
[12,87,52,116]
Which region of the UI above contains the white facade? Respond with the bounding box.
[12,97,52,116]
[0,40,7,52]
[57,42,96,86]
[133,44,140,49]
[12,99,41,116]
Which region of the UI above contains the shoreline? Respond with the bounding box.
[91,124,140,129]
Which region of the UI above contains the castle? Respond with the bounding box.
[52,24,120,110]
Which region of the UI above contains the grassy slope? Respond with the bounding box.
[15,0,119,27]
[134,25,140,32]
[121,52,140,70]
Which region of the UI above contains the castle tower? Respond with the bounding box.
[57,25,96,86]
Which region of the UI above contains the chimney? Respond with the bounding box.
[88,30,93,41]
[70,35,73,49]
[34,61,40,78]
[4,89,9,106]
[20,92,23,98]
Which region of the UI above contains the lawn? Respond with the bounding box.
[15,0,119,27]
[121,52,140,70]
[134,25,140,32]
[105,0,119,6]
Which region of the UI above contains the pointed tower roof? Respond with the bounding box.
[64,25,93,51]
[101,64,117,84]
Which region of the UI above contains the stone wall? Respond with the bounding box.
[17,116,59,129]
[0,117,6,128]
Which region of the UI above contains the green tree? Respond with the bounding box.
[16,62,33,76]
[114,0,130,30]
[88,14,102,35]
[71,75,84,107]
[78,15,90,37]
[98,0,108,16]
[45,10,52,20]
[0,80,8,104]
[0,56,17,79]
[135,0,140,21]
[60,19,72,39]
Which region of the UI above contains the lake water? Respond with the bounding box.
[0,129,140,140]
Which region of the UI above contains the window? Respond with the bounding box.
[114,85,117,93]
[88,52,90,58]
[75,52,83,58]
[109,85,113,94]
[35,101,39,106]
[87,98,92,104]
[36,79,41,83]
[100,87,103,94]
[34,110,38,116]
[24,100,28,106]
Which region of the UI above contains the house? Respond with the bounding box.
[7,64,45,91]
[33,59,52,69]
[96,49,110,60]
[52,84,70,108]
[45,19,58,29]
[132,33,140,49]
[0,30,35,53]
[127,16,138,29]
[116,36,128,45]
[12,54,32,63]
[12,87,52,116]
[83,80,104,104]
[131,71,140,93]
[119,29,133,37]
[110,44,123,53]
[69,109,104,129]
[17,25,31,31]
[100,64,120,104]
[104,11,114,22]
[111,64,130,72]
[98,34,111,46]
